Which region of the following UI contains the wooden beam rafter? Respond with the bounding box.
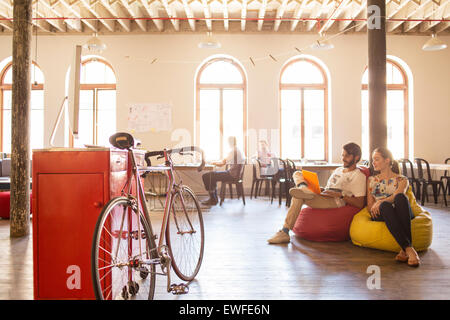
[274,0,290,31]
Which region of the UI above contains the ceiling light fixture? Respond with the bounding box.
[198,32,221,49]
[422,33,447,51]
[83,33,107,53]
[311,34,335,50]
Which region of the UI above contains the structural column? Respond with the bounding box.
[10,0,32,237]
[367,0,387,157]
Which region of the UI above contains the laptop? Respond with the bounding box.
[301,169,322,194]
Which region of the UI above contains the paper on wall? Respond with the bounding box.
[127,103,172,132]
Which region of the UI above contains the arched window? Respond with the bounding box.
[0,58,44,153]
[71,57,116,147]
[280,57,329,161]
[361,59,410,160]
[195,57,247,160]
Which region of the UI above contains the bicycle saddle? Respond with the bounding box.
[109,132,135,150]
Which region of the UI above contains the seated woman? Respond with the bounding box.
[253,139,280,180]
[368,147,420,267]
[201,136,245,205]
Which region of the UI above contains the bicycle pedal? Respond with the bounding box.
[170,283,189,295]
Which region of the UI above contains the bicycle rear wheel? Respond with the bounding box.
[91,197,156,300]
[166,186,205,281]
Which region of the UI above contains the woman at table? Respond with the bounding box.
[255,140,278,176]
[368,147,420,267]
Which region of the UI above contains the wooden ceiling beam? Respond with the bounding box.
[100,0,130,32]
[161,0,179,31]
[139,0,164,31]
[257,0,267,31]
[274,0,290,31]
[338,0,366,32]
[182,0,196,31]
[223,0,229,31]
[420,0,449,31]
[58,0,98,32]
[241,0,247,31]
[201,0,212,31]
[290,0,309,31]
[119,0,146,31]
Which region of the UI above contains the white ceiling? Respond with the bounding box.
[0,0,448,34]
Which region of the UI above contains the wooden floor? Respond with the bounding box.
[1,197,450,300]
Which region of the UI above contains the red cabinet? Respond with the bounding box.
[32,148,144,300]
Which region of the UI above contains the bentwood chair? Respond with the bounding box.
[415,158,447,206]
[439,158,450,197]
[250,159,274,199]
[219,164,246,206]
[398,158,421,199]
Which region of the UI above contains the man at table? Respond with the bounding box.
[267,142,367,244]
[201,136,245,206]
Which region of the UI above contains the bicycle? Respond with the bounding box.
[91,132,205,300]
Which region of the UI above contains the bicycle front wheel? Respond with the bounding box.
[91,197,156,300]
[166,186,205,281]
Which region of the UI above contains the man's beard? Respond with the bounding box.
[344,157,356,168]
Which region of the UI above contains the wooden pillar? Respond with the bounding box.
[367,0,387,157]
[10,0,32,237]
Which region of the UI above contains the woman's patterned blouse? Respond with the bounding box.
[368,175,409,202]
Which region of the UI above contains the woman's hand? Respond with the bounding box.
[370,200,382,218]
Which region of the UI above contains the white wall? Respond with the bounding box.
[0,32,449,163]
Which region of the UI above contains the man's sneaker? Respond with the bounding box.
[289,185,315,200]
[267,230,291,244]
[201,198,218,206]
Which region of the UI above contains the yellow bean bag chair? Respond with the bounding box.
[350,186,432,252]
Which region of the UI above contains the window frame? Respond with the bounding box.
[361,59,409,159]
[279,57,329,161]
[0,61,44,152]
[69,57,116,147]
[195,57,247,160]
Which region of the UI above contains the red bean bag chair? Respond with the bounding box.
[292,166,370,242]
[293,205,362,241]
[0,191,32,219]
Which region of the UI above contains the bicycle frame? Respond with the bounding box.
[120,148,199,285]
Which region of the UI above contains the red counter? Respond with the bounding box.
[32,148,143,300]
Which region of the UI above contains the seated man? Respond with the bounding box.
[201,136,245,206]
[268,142,367,244]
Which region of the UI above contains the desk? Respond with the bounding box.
[143,164,214,209]
[426,164,450,171]
[293,162,342,171]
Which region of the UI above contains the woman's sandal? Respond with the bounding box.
[395,251,408,263]
[407,256,420,267]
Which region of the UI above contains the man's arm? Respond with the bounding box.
[342,195,365,209]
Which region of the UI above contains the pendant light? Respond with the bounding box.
[422,33,447,51]
[198,32,221,49]
[83,33,107,53]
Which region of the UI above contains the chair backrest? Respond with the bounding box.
[252,158,262,179]
[276,158,288,180]
[285,159,297,181]
[444,158,450,178]
[415,158,432,182]
[398,158,416,180]
[226,163,245,182]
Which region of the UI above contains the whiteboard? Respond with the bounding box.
[127,103,172,133]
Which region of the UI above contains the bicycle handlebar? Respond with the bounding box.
[144,146,205,172]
